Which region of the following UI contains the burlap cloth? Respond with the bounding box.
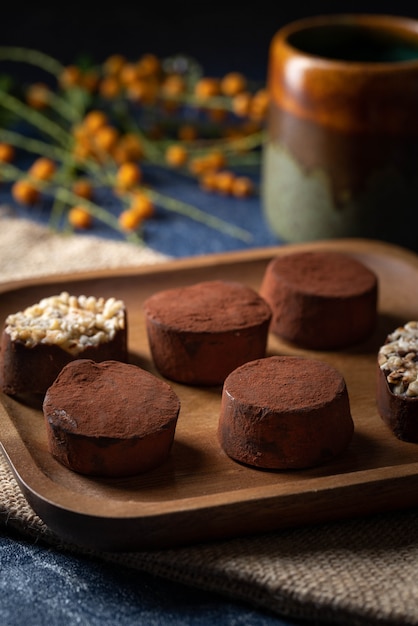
[2,214,418,626]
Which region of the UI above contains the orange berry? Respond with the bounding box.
[25,82,50,109]
[162,74,187,97]
[137,53,161,78]
[165,144,188,168]
[249,89,270,120]
[177,124,198,141]
[72,140,94,162]
[232,92,252,117]
[208,107,227,123]
[220,72,247,97]
[28,157,56,181]
[0,143,15,163]
[188,156,210,176]
[199,170,218,192]
[129,192,155,219]
[98,75,121,99]
[11,180,40,205]
[205,150,227,171]
[115,162,142,190]
[103,54,127,76]
[92,124,120,154]
[194,77,221,99]
[72,178,93,200]
[113,133,143,164]
[59,65,82,89]
[83,110,108,134]
[127,78,159,104]
[68,206,93,229]
[242,120,263,136]
[189,151,226,176]
[118,208,143,231]
[120,133,143,160]
[231,175,254,197]
[222,127,247,146]
[81,70,99,93]
[119,63,139,86]
[214,170,235,195]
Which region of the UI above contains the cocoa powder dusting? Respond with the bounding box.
[268,251,377,298]
[144,280,271,332]
[43,359,180,438]
[224,356,346,411]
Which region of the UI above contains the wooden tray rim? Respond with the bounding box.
[2,237,418,546]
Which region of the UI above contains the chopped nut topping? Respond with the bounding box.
[5,291,125,354]
[378,321,418,396]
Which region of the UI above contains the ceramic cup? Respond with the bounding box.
[261,14,418,248]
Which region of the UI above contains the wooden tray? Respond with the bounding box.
[2,238,418,552]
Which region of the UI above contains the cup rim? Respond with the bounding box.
[274,13,418,68]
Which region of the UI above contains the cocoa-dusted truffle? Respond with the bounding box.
[0,291,127,406]
[259,250,378,350]
[143,280,272,385]
[43,359,180,477]
[377,321,418,442]
[218,355,354,469]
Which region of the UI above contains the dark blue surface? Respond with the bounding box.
[0,531,304,626]
[136,166,282,257]
[0,161,281,258]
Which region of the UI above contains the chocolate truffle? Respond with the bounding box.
[377,321,418,442]
[259,250,378,350]
[0,291,127,406]
[143,280,272,385]
[218,355,354,469]
[43,359,181,477]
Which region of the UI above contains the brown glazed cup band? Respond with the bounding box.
[268,14,418,134]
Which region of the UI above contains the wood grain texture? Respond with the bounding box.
[1,238,418,551]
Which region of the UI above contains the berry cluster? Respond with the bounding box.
[0,47,268,242]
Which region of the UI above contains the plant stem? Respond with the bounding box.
[1,160,252,244]
[145,188,253,243]
[0,127,113,185]
[0,46,65,78]
[0,127,71,161]
[0,89,72,147]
